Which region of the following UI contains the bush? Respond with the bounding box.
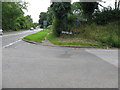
[51,2,71,37]
[47,25,53,30]
[93,9,120,25]
[78,21,120,48]
[53,18,62,37]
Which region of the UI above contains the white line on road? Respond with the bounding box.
[3,39,21,48]
[2,29,42,48]
[3,29,42,37]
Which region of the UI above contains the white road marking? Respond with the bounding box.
[3,39,21,48]
[3,29,42,37]
[2,29,43,48]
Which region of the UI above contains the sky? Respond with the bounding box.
[24,0,115,23]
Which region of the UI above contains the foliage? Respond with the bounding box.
[80,2,98,20]
[39,12,47,28]
[47,25,53,30]
[2,2,23,30]
[15,15,33,30]
[78,21,120,48]
[47,32,102,47]
[32,23,39,29]
[71,2,81,15]
[47,7,54,25]
[51,2,71,37]
[93,9,120,25]
[0,2,2,29]
[2,2,33,31]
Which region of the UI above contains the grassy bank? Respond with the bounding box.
[23,21,119,48]
[76,21,119,48]
[47,21,119,48]
[23,29,49,43]
[47,33,103,48]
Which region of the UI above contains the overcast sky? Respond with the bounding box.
[24,0,115,23]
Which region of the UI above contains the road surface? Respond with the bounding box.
[2,29,118,88]
[0,35,2,89]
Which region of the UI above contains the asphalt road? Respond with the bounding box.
[2,29,118,88]
[0,35,2,89]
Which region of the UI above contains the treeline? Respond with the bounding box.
[39,1,120,36]
[0,2,2,29]
[2,2,35,31]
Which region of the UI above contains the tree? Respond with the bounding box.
[15,15,33,30]
[2,2,29,31]
[39,12,47,28]
[0,2,2,29]
[115,0,120,9]
[80,2,98,20]
[47,7,54,25]
[51,2,71,36]
[33,23,38,29]
[71,2,81,15]
[25,15,33,29]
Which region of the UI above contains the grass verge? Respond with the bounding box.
[76,21,120,48]
[47,32,104,48]
[48,21,119,48]
[23,29,49,43]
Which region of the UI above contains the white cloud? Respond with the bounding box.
[24,0,51,23]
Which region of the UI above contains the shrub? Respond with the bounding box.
[51,2,71,37]
[47,25,53,30]
[93,9,120,25]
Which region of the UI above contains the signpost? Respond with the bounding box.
[43,20,47,29]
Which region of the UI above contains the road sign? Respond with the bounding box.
[43,20,47,28]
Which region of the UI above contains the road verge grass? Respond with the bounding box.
[47,21,119,48]
[77,21,119,48]
[47,32,103,48]
[23,29,49,43]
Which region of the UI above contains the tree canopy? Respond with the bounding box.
[2,2,33,31]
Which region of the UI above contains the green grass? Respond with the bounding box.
[78,21,120,48]
[24,29,49,43]
[47,21,120,48]
[47,32,103,48]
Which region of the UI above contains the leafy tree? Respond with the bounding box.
[2,2,31,31]
[25,15,33,29]
[0,2,2,29]
[51,2,71,36]
[93,9,120,25]
[15,16,25,30]
[47,7,54,25]
[2,2,24,30]
[39,12,47,28]
[80,2,98,20]
[71,2,81,15]
[32,23,39,29]
[15,15,33,30]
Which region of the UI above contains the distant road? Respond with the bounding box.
[2,29,118,88]
[0,35,2,89]
[2,29,42,48]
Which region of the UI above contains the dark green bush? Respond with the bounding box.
[93,9,120,25]
[51,2,71,37]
